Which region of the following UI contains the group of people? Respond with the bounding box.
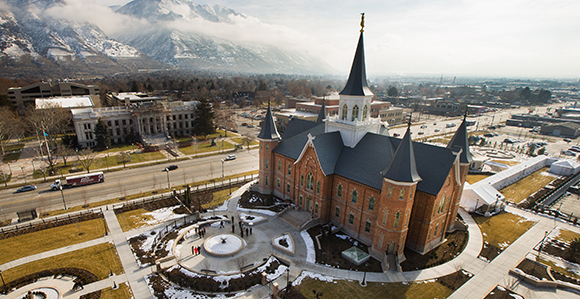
[195,226,206,238]
[238,220,252,238]
[192,245,202,255]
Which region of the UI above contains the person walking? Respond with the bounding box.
[250,227,253,235]
[194,246,198,255]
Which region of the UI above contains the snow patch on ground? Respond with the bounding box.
[273,234,294,252]
[292,270,336,286]
[300,230,316,263]
[237,207,276,216]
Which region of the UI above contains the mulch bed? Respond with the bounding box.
[308,224,383,272]
[114,196,180,214]
[1,268,99,296]
[239,190,288,212]
[438,270,473,291]
[541,238,580,263]
[515,258,553,281]
[484,285,523,299]
[401,230,468,271]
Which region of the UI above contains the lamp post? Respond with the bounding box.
[166,169,170,189]
[286,267,290,294]
[60,186,67,210]
[21,166,26,184]
[7,163,11,175]
[106,146,109,171]
[221,159,225,178]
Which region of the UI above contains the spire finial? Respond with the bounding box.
[360,13,365,33]
[463,107,468,121]
[407,112,412,130]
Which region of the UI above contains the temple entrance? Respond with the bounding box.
[305,198,312,212]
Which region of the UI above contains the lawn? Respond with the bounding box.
[2,143,24,162]
[490,159,520,166]
[0,218,107,265]
[500,167,556,203]
[230,137,258,146]
[466,174,490,184]
[179,140,235,155]
[555,228,580,243]
[295,274,460,299]
[0,242,123,284]
[202,188,238,209]
[473,212,536,261]
[100,282,133,299]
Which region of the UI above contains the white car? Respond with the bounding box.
[225,154,236,161]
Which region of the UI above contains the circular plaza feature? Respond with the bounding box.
[203,233,245,257]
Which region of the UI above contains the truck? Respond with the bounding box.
[50,172,105,190]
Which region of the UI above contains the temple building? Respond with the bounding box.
[257,19,471,265]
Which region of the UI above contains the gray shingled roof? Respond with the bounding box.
[447,117,473,164]
[339,32,373,97]
[316,101,327,123]
[273,118,459,195]
[382,128,421,183]
[281,118,321,140]
[257,107,280,140]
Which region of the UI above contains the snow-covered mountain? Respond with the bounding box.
[0,0,166,77]
[0,0,333,78]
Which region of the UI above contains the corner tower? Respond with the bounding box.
[374,123,421,264]
[325,13,383,147]
[258,104,280,194]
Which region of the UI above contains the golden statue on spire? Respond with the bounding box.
[360,12,365,33]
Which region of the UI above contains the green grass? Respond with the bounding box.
[2,143,24,162]
[179,140,235,155]
[473,212,535,251]
[0,218,107,265]
[94,143,139,153]
[555,228,580,243]
[230,137,258,146]
[100,282,133,299]
[296,277,454,299]
[500,167,555,203]
[1,242,123,284]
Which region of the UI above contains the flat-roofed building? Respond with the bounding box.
[8,82,99,113]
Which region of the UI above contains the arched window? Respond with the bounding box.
[287,164,292,175]
[382,208,388,225]
[399,188,405,200]
[405,211,410,227]
[337,184,343,197]
[439,194,447,213]
[363,105,368,120]
[394,211,401,228]
[316,181,320,194]
[265,158,269,170]
[368,196,375,210]
[307,173,314,190]
[278,160,281,171]
[352,105,359,121]
[300,175,304,187]
[352,190,358,203]
[342,104,348,120]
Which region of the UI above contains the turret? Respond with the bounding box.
[257,104,280,194]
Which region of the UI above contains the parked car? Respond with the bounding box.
[16,185,37,193]
[561,150,576,156]
[164,165,178,171]
[503,138,514,144]
[564,138,572,143]
[418,131,425,135]
[484,133,495,137]
[241,123,248,126]
[434,129,441,132]
[420,125,427,129]
[393,133,400,137]
[225,154,236,161]
[446,123,456,128]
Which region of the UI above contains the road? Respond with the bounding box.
[0,149,259,220]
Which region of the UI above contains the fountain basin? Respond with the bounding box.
[203,233,245,257]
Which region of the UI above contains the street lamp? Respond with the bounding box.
[7,163,11,175]
[166,169,170,189]
[21,166,26,184]
[286,267,290,294]
[106,146,109,171]
[60,186,67,210]
[221,159,225,178]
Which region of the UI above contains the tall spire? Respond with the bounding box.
[317,100,327,123]
[383,125,421,183]
[340,14,373,97]
[447,111,473,164]
[258,104,280,140]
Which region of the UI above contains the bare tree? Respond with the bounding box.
[76,149,99,173]
[241,135,254,151]
[26,103,71,174]
[152,175,158,189]
[192,135,199,157]
[81,189,89,207]
[0,107,20,156]
[55,143,74,166]
[117,151,131,169]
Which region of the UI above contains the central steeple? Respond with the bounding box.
[325,13,383,148]
[340,15,373,97]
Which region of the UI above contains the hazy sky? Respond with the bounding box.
[78,0,580,78]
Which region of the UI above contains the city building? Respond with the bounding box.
[71,101,198,148]
[8,81,99,112]
[257,24,471,265]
